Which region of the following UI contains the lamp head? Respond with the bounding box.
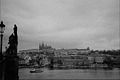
[0,21,5,33]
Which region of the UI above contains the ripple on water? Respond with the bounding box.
[19,68,120,79]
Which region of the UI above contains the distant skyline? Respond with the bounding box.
[1,0,120,51]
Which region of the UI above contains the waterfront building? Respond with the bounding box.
[19,58,26,66]
[88,52,104,64]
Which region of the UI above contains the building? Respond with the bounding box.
[39,42,52,50]
[88,52,105,64]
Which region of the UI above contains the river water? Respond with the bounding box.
[19,68,120,79]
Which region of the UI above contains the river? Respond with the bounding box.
[19,68,120,79]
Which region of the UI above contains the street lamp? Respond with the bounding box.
[0,21,5,60]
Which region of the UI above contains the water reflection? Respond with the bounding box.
[19,68,120,79]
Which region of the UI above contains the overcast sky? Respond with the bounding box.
[1,0,120,50]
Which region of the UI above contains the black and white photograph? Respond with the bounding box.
[0,0,120,80]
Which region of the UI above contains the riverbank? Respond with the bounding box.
[19,63,119,70]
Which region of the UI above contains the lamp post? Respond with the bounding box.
[0,21,5,60]
[0,21,5,80]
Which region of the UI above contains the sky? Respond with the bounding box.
[0,0,120,51]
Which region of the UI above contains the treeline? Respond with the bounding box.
[92,49,120,55]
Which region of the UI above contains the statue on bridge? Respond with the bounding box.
[4,24,19,80]
[6,24,18,56]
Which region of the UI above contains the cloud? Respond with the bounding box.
[1,0,119,50]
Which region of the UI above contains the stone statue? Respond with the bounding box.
[4,24,19,80]
[6,24,18,56]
